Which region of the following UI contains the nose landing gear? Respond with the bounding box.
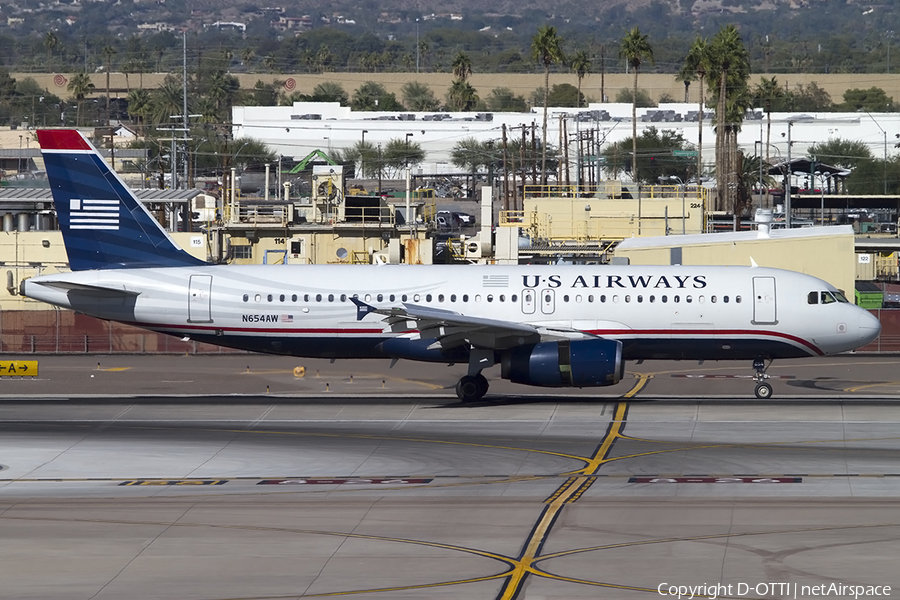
[753,357,773,399]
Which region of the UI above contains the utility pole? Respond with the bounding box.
[501,124,509,211]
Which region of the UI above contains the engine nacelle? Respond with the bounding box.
[501,339,624,387]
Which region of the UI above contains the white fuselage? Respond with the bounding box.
[23,263,881,362]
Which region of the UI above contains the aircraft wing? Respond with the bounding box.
[350,297,595,351]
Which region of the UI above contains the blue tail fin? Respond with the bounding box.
[37,129,206,271]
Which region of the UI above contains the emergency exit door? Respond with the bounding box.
[752,276,777,324]
[540,289,556,314]
[188,275,213,323]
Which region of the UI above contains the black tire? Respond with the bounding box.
[456,375,484,402]
[754,382,773,399]
[474,373,489,398]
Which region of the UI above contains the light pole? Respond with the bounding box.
[416,18,420,73]
[669,175,686,234]
[815,171,831,226]
[360,129,368,179]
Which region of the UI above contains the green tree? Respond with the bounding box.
[753,77,785,167]
[531,25,565,184]
[838,87,895,112]
[383,137,425,176]
[126,88,151,133]
[336,141,380,178]
[683,36,711,180]
[446,79,479,111]
[451,137,498,173]
[351,81,402,111]
[451,52,473,81]
[807,138,873,170]
[150,75,183,125]
[600,127,696,184]
[401,81,439,111]
[785,82,833,112]
[614,88,656,107]
[543,83,584,107]
[619,27,654,191]
[66,72,95,127]
[707,25,752,219]
[486,87,527,112]
[311,82,349,104]
[569,50,591,108]
[43,31,58,71]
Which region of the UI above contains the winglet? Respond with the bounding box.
[750,256,759,268]
[349,297,377,321]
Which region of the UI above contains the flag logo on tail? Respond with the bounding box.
[69,198,120,230]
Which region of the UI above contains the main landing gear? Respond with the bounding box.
[752,357,773,399]
[455,348,494,403]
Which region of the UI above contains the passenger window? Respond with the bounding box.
[414,294,420,302]
[500,294,506,302]
[438,294,444,302]
[243,294,249,302]
[576,295,582,303]
[255,294,261,302]
[511,294,518,302]
[711,295,717,303]
[463,294,469,302]
[674,296,680,303]
[699,296,705,303]
[600,294,607,303]
[724,296,729,303]
[563,294,570,302]
[662,295,667,303]
[637,295,643,303]
[686,295,692,303]
[304,294,309,302]
[649,295,655,303]
[451,294,457,302]
[365,294,371,302]
[402,294,407,302]
[613,295,619,303]
[487,294,494,302]
[624,295,630,303]
[328,294,334,302]
[588,295,594,302]
[475,295,482,302]
[735,296,742,303]
[267,294,273,302]
[316,294,322,302]
[279,294,285,302]
[292,294,297,302]
[341,294,347,302]
[426,294,432,302]
[389,294,395,302]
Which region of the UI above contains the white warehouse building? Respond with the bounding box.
[232,101,900,181]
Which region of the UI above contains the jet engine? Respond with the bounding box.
[501,339,624,387]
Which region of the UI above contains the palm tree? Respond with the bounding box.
[446,79,479,112]
[151,76,184,125]
[708,25,751,220]
[44,31,58,71]
[683,36,710,180]
[451,52,473,81]
[569,50,591,108]
[101,44,115,125]
[263,54,277,73]
[753,76,785,168]
[531,25,565,185]
[401,81,439,111]
[695,27,754,223]
[67,72,95,127]
[126,88,151,134]
[619,27,654,205]
[241,48,255,70]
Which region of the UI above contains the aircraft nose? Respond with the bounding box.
[858,310,881,347]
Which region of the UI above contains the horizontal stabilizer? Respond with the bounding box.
[33,280,141,297]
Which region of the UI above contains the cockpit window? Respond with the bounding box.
[821,291,837,304]
[833,290,849,303]
[807,292,818,304]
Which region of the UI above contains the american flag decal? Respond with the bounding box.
[482,274,509,288]
[69,198,119,230]
[281,314,294,323]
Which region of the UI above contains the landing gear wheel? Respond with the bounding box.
[474,373,489,398]
[456,375,486,403]
[754,382,773,399]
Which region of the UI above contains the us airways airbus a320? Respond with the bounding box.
[22,130,881,401]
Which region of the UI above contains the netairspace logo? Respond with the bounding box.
[657,582,892,599]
